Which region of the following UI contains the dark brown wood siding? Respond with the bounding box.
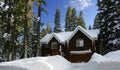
[41,37,65,56]
[69,30,93,51]
[69,53,93,62]
[41,44,51,56]
[41,30,96,62]
[67,30,95,62]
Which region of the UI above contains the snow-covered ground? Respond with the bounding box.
[83,50,120,70]
[0,50,120,70]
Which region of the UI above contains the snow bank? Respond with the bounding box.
[0,55,71,70]
[0,65,28,70]
[45,55,71,70]
[89,50,120,63]
[83,50,120,70]
[89,53,114,63]
[104,50,120,61]
[1,50,120,70]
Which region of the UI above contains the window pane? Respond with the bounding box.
[51,42,58,49]
[80,40,83,46]
[76,39,84,47]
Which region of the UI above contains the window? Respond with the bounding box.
[51,42,58,49]
[76,39,84,47]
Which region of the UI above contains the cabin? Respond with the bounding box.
[40,26,100,62]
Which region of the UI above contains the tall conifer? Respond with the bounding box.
[65,7,72,31]
[77,11,86,29]
[71,8,77,31]
[97,0,120,54]
[54,6,62,33]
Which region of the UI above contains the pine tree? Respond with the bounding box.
[97,0,120,54]
[88,25,92,30]
[71,8,77,31]
[0,0,48,61]
[93,14,101,29]
[77,11,86,29]
[0,0,27,60]
[41,28,47,38]
[46,21,52,33]
[65,7,72,31]
[54,6,62,33]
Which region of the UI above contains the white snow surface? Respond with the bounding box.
[108,39,117,44]
[89,50,120,63]
[86,29,100,39]
[104,50,120,61]
[89,53,114,63]
[0,1,4,7]
[1,50,120,70]
[0,55,71,70]
[0,1,9,10]
[84,50,120,70]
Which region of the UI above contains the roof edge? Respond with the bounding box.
[67,26,94,43]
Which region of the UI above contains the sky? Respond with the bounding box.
[33,0,98,31]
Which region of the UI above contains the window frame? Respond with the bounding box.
[76,39,84,47]
[51,42,58,49]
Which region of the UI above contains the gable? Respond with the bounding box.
[70,30,92,41]
[67,26,93,44]
[69,30,92,50]
[40,33,61,44]
[48,37,59,45]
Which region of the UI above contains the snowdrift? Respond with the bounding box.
[104,50,120,61]
[1,50,120,70]
[83,50,120,70]
[0,55,71,70]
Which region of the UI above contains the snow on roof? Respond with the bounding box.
[40,26,100,44]
[40,32,73,44]
[86,29,100,39]
[40,34,53,44]
[54,32,73,43]
[67,26,99,43]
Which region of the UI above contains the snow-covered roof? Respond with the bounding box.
[55,32,73,43]
[86,29,100,39]
[40,34,53,44]
[40,32,73,44]
[40,26,100,44]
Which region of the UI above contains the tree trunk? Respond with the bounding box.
[36,6,41,56]
[11,11,16,60]
[24,0,28,58]
[5,0,11,61]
